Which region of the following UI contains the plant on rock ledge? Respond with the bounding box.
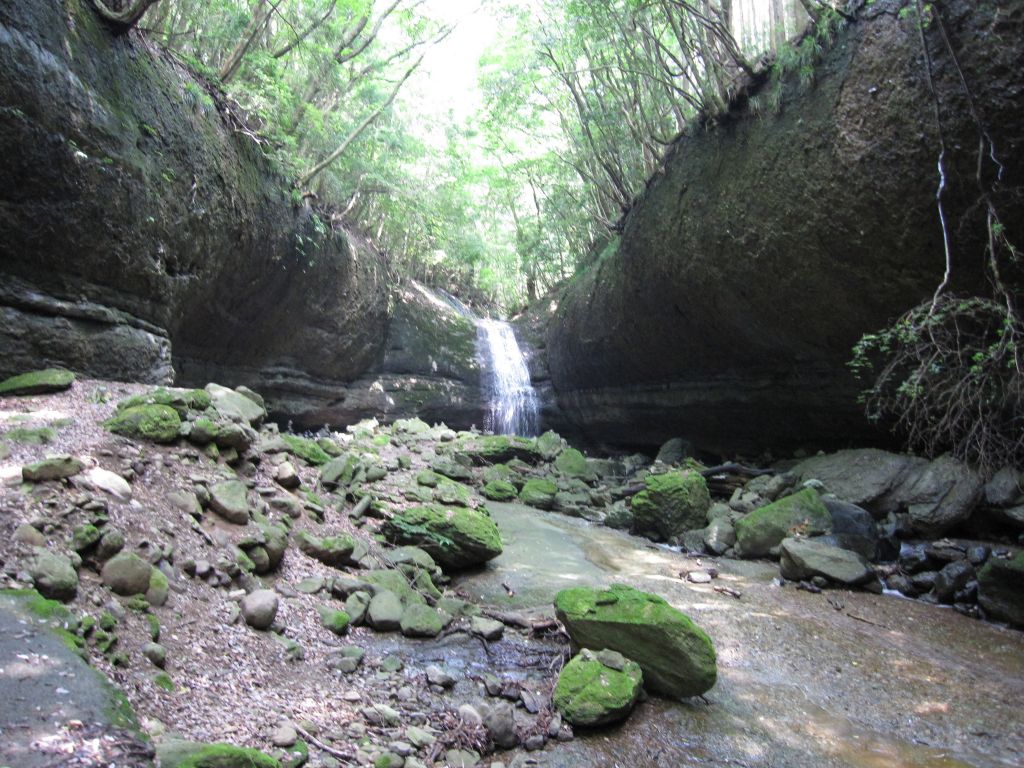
[850,0,1022,476]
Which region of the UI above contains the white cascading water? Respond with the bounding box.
[477,318,540,437]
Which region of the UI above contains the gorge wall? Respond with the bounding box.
[0,0,391,414]
[543,0,1024,456]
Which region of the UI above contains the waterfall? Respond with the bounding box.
[477,318,540,437]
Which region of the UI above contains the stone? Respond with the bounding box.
[206,383,267,426]
[156,740,278,768]
[655,437,693,465]
[101,552,153,596]
[275,461,300,489]
[103,405,181,443]
[146,567,169,607]
[116,387,211,416]
[553,649,643,727]
[143,642,167,668]
[295,531,357,568]
[703,517,736,555]
[0,368,75,395]
[22,455,85,482]
[483,702,519,748]
[519,478,558,510]
[345,592,372,626]
[779,538,875,586]
[537,430,564,459]
[271,724,298,748]
[209,480,251,525]
[14,524,45,547]
[554,448,589,477]
[901,456,983,536]
[463,435,541,465]
[822,499,879,560]
[470,616,504,641]
[793,449,925,513]
[29,549,78,602]
[400,604,444,638]
[555,584,716,699]
[978,552,1024,627]
[984,467,1022,507]
[933,560,975,604]
[381,505,502,570]
[70,524,102,553]
[734,489,832,559]
[368,590,403,631]
[319,606,351,636]
[241,589,279,630]
[445,749,480,768]
[96,528,124,560]
[425,665,456,688]
[631,470,711,542]
[78,467,133,502]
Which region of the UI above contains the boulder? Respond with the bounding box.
[933,560,975,604]
[553,649,643,727]
[103,405,181,443]
[209,480,251,525]
[0,368,75,396]
[156,740,279,768]
[554,448,589,477]
[116,387,211,416]
[554,583,716,699]
[630,470,711,542]
[29,549,78,602]
[206,383,266,426]
[318,606,351,635]
[22,455,84,482]
[463,435,541,465]
[101,552,153,596]
[900,456,983,536]
[978,552,1024,627]
[702,517,736,555]
[295,531,357,568]
[734,489,832,559]
[655,438,693,465]
[241,589,278,630]
[400,604,444,638]
[536,430,564,460]
[368,590,404,631]
[519,478,558,510]
[482,480,518,502]
[821,498,879,560]
[77,467,132,502]
[793,449,925,514]
[381,505,502,570]
[320,454,364,489]
[984,467,1022,507]
[779,538,875,586]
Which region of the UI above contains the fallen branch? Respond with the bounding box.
[713,585,742,599]
[292,724,357,765]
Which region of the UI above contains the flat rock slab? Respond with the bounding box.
[0,594,151,767]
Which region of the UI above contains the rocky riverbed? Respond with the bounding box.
[1,373,1022,767]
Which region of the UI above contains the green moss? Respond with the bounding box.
[631,470,711,542]
[318,606,351,635]
[157,740,280,768]
[553,652,642,726]
[519,478,558,509]
[433,478,472,506]
[2,426,57,445]
[116,387,211,416]
[126,595,151,612]
[416,470,440,488]
[0,368,75,396]
[99,611,118,631]
[280,434,331,466]
[554,448,589,477]
[282,740,308,768]
[463,435,541,464]
[482,480,518,501]
[372,434,391,446]
[103,404,181,443]
[147,614,161,641]
[362,569,428,605]
[733,488,832,558]
[381,504,502,570]
[71,523,101,552]
[154,672,176,692]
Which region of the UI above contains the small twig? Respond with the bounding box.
[293,723,357,765]
[713,585,742,599]
[846,612,887,629]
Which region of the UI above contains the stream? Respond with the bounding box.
[440,503,1024,768]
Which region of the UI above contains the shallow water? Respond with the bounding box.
[453,503,1024,767]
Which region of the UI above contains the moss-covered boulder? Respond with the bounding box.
[156,739,279,768]
[280,434,332,466]
[101,553,154,596]
[295,531,358,568]
[978,551,1024,627]
[318,606,351,635]
[22,455,85,482]
[536,430,564,460]
[734,488,832,558]
[399,604,445,638]
[433,478,472,506]
[482,480,518,502]
[116,387,211,416]
[463,435,541,465]
[209,480,251,525]
[553,649,643,727]
[205,384,267,426]
[29,549,78,602]
[555,583,716,699]
[320,453,364,489]
[554,448,589,478]
[630,470,711,542]
[519,478,558,510]
[103,405,181,443]
[381,505,502,570]
[362,569,432,605]
[0,368,75,396]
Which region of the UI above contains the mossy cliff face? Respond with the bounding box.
[0,0,388,402]
[545,0,1024,454]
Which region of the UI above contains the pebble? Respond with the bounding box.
[271,723,298,748]
[425,665,456,689]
